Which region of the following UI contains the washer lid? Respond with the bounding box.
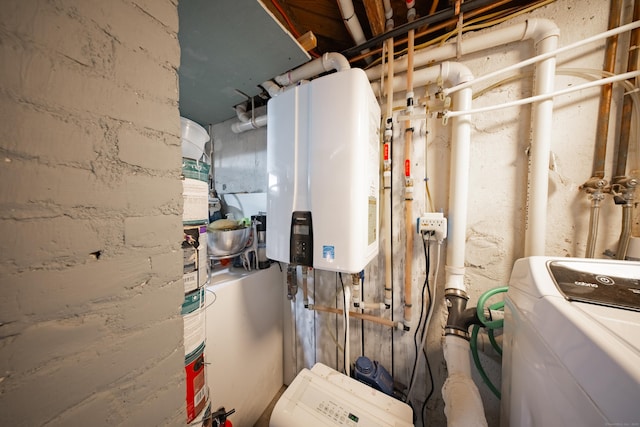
[548,259,640,312]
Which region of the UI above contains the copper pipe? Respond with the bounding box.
[592,0,622,178]
[310,305,397,328]
[614,0,640,181]
[349,0,512,63]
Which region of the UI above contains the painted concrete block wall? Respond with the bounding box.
[212,1,638,426]
[0,1,186,425]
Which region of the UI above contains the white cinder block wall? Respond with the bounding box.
[0,1,186,425]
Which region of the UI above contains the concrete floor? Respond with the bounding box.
[253,385,287,427]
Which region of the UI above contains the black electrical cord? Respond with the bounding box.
[361,272,365,357]
[339,272,347,375]
[421,344,434,427]
[406,232,432,401]
[421,237,435,427]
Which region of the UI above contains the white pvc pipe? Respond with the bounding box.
[233,53,351,133]
[274,52,350,87]
[444,71,640,118]
[338,0,367,45]
[443,19,640,96]
[526,33,556,257]
[230,114,267,133]
[447,87,473,275]
[367,19,560,82]
[442,335,488,427]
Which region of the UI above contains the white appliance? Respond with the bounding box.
[501,256,640,427]
[266,68,380,273]
[269,363,413,427]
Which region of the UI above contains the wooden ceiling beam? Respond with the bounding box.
[362,0,386,36]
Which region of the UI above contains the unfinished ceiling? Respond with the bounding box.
[178,0,552,126]
[177,0,310,126]
[262,0,551,63]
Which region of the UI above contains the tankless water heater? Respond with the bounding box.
[266,68,380,273]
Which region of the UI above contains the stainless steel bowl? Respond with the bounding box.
[207,227,251,257]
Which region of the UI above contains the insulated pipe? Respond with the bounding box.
[274,52,350,87]
[592,0,623,179]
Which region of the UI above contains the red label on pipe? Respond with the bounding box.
[405,159,410,177]
[383,143,390,161]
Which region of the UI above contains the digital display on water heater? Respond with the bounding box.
[294,224,309,235]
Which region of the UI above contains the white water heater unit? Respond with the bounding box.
[266,68,380,273]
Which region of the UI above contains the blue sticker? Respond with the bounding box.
[323,245,335,261]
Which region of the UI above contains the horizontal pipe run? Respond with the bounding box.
[310,305,398,328]
[341,0,499,57]
[443,20,640,96]
[366,18,560,82]
[444,71,640,119]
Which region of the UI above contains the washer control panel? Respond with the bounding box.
[315,400,359,426]
[548,260,640,311]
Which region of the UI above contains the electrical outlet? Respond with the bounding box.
[418,213,447,240]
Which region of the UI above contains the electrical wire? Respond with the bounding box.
[339,273,348,375]
[406,232,432,401]
[269,0,320,58]
[420,240,441,426]
[363,0,554,69]
[270,0,301,38]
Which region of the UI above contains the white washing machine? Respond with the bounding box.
[269,363,413,427]
[501,256,640,426]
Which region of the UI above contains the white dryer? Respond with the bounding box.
[270,363,413,427]
[501,256,640,426]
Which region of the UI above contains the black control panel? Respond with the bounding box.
[548,260,640,312]
[290,211,313,267]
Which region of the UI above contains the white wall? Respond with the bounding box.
[205,266,285,427]
[0,0,186,425]
[212,1,639,426]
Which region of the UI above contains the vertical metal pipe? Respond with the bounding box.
[614,0,640,180]
[617,203,633,259]
[592,0,622,178]
[585,195,603,258]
